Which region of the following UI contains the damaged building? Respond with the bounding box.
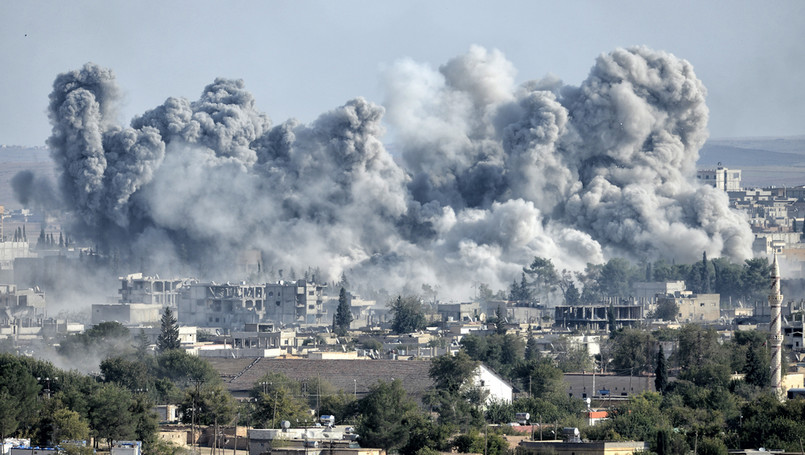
[92,273,194,326]
[554,300,643,331]
[178,280,325,331]
[0,284,46,324]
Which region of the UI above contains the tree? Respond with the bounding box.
[600,258,636,298]
[52,408,90,442]
[89,384,136,448]
[356,379,422,452]
[493,305,506,335]
[0,354,44,439]
[135,329,150,357]
[478,283,494,303]
[701,251,711,293]
[607,303,617,337]
[389,296,426,334]
[564,282,580,306]
[426,352,486,429]
[429,352,479,395]
[743,342,770,388]
[611,328,655,375]
[100,356,152,393]
[656,427,671,455]
[741,258,772,303]
[334,287,353,336]
[156,307,181,353]
[655,345,668,394]
[248,374,309,428]
[586,392,667,443]
[155,349,219,391]
[452,429,509,455]
[525,337,540,361]
[652,299,679,321]
[516,357,564,399]
[554,337,592,373]
[181,382,235,454]
[712,257,743,305]
[676,325,730,388]
[524,257,558,303]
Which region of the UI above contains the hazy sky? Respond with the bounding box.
[1,0,803,146]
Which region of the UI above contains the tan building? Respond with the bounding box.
[656,292,720,323]
[518,440,647,455]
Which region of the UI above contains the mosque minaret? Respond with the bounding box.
[769,254,783,396]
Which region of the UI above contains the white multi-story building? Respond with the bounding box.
[697,165,741,191]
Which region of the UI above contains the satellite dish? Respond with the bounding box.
[282,420,291,429]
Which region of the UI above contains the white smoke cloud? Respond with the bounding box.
[19,47,753,300]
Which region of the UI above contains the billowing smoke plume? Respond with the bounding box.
[21,46,753,297]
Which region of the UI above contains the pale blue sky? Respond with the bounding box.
[1,0,803,146]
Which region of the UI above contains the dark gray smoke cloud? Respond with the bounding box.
[20,47,753,298]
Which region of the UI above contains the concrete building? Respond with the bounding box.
[0,241,33,271]
[554,301,643,331]
[118,273,188,307]
[697,165,741,191]
[230,323,298,353]
[0,284,45,324]
[110,441,141,455]
[752,232,801,257]
[249,428,383,455]
[180,282,268,329]
[437,301,481,323]
[179,280,326,330]
[518,440,647,455]
[91,303,162,326]
[783,322,804,352]
[632,281,686,306]
[655,292,720,323]
[264,280,325,325]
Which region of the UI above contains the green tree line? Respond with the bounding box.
[508,255,774,306]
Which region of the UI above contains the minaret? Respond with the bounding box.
[769,254,783,396]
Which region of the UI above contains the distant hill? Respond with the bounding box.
[697,143,805,167]
[698,136,805,187]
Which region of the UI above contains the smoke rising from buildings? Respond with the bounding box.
[16,46,753,297]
